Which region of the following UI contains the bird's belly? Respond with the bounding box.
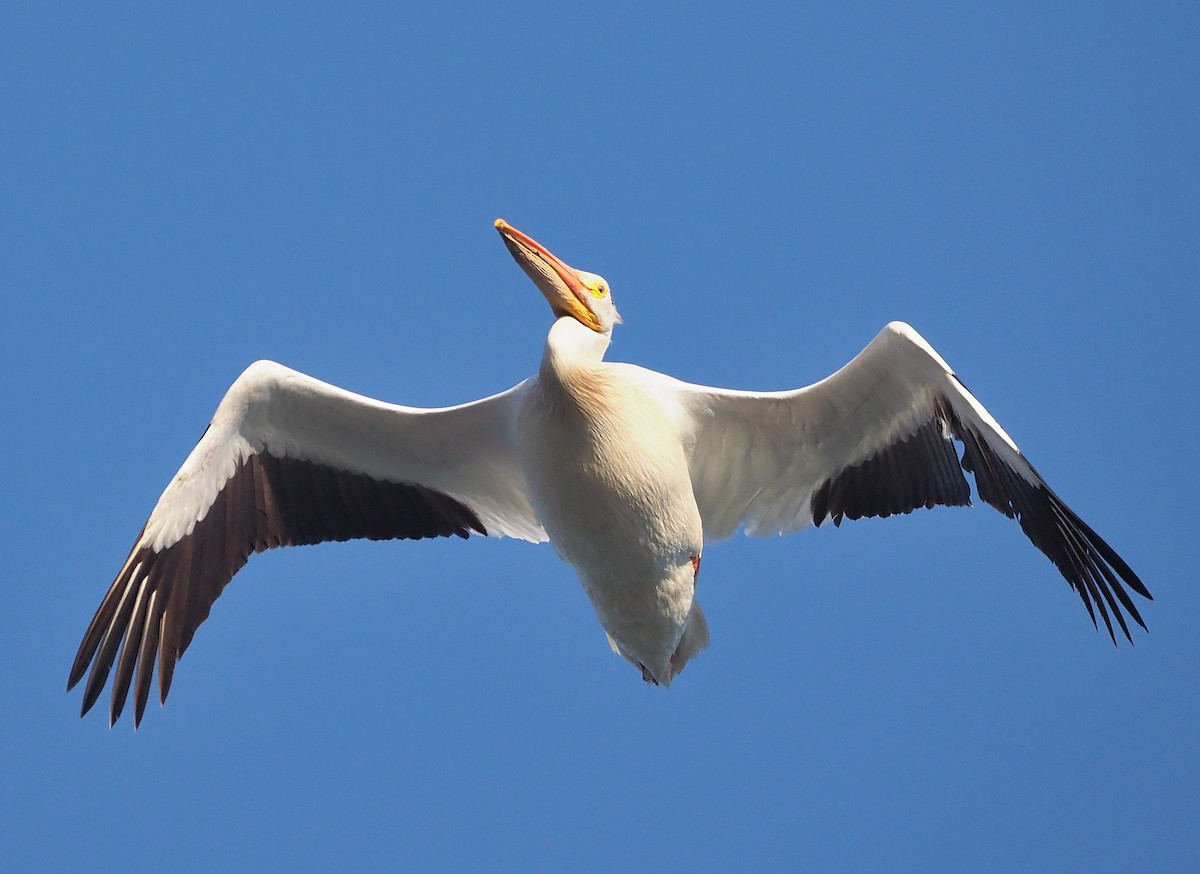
[536,462,698,584]
[521,401,701,574]
[518,383,703,675]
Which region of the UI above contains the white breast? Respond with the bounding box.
[517,355,704,679]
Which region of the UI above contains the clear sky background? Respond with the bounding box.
[3,4,1197,871]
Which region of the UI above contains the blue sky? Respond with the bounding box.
[3,3,1197,871]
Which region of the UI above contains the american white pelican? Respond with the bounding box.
[70,219,1151,727]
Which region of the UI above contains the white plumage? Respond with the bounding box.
[69,219,1150,727]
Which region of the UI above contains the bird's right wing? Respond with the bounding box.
[70,360,546,726]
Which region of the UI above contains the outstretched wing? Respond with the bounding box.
[69,360,545,726]
[654,322,1151,641]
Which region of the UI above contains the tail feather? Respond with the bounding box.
[669,600,710,679]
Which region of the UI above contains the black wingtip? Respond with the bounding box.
[941,399,1152,646]
[79,671,106,719]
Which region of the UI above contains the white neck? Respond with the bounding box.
[541,316,611,380]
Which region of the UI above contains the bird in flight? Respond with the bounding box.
[69,219,1151,727]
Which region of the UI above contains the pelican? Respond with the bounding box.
[69,219,1151,727]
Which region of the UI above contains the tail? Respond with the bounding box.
[603,600,710,686]
[669,599,710,679]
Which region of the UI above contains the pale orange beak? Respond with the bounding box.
[494,219,603,332]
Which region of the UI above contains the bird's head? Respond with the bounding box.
[495,219,622,336]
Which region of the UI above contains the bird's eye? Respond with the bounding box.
[589,284,607,299]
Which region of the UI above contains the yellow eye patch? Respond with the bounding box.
[587,283,608,299]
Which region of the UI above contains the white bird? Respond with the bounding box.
[70,219,1151,727]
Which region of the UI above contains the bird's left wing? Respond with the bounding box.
[69,360,545,726]
[636,321,1150,641]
